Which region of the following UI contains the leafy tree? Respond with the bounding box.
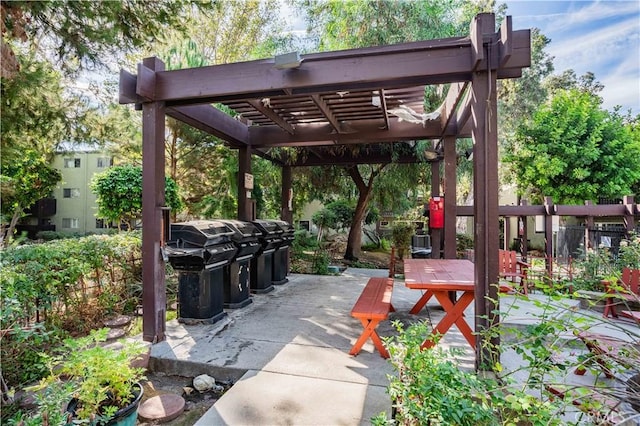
[112,3,290,219]
[91,165,183,230]
[0,151,62,246]
[544,70,604,99]
[312,208,336,242]
[300,0,497,51]
[1,0,211,75]
[507,89,640,204]
[297,0,494,259]
[0,52,70,162]
[497,28,555,198]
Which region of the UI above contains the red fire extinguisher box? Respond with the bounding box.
[429,196,444,229]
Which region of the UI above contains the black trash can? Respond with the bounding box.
[217,219,262,309]
[411,234,432,259]
[272,220,295,285]
[166,220,237,324]
[251,219,284,294]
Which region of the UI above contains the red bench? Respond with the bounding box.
[349,277,395,358]
[546,384,626,425]
[603,267,640,323]
[574,331,640,379]
[498,250,530,294]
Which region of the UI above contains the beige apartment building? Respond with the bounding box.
[50,151,114,235]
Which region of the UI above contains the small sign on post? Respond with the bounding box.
[244,173,254,190]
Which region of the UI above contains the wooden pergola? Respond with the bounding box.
[120,13,531,367]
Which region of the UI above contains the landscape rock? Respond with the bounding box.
[193,374,216,392]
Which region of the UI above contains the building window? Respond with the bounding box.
[298,220,310,231]
[95,219,110,229]
[97,157,112,168]
[62,218,79,229]
[63,188,80,198]
[64,158,81,168]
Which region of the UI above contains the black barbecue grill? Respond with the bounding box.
[217,219,262,309]
[271,220,295,285]
[166,220,237,324]
[166,220,237,270]
[251,219,284,293]
[410,234,432,259]
[218,219,262,260]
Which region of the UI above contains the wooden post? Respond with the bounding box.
[544,196,554,279]
[470,13,499,371]
[431,157,441,259]
[443,136,457,259]
[141,57,166,343]
[520,199,529,261]
[584,200,594,251]
[503,217,510,250]
[237,146,252,221]
[623,196,635,237]
[281,165,293,224]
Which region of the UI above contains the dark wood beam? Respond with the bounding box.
[499,16,513,66]
[440,82,469,136]
[281,166,293,223]
[378,89,390,130]
[248,118,442,147]
[311,94,342,134]
[166,105,249,146]
[443,136,457,259]
[452,84,473,134]
[470,14,486,69]
[238,146,252,221]
[456,205,546,216]
[133,31,529,105]
[247,99,295,134]
[283,151,425,167]
[141,57,166,343]
[119,69,143,104]
[470,16,500,367]
[554,204,637,217]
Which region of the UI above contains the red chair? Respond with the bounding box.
[498,250,530,294]
[603,267,640,323]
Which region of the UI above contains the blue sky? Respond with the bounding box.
[283,0,639,115]
[504,0,639,115]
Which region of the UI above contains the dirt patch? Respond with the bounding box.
[293,248,405,275]
[138,373,232,425]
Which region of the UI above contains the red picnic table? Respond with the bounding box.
[404,259,476,349]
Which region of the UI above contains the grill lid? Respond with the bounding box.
[252,219,284,236]
[169,220,235,248]
[216,219,262,260]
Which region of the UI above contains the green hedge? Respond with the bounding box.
[0,232,142,388]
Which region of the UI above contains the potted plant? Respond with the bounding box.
[25,328,146,425]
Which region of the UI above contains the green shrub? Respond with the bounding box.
[0,232,142,390]
[391,222,414,259]
[618,232,640,268]
[312,249,331,275]
[375,321,497,425]
[373,320,563,426]
[456,233,474,252]
[35,230,84,241]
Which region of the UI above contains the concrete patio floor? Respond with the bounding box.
[146,268,639,425]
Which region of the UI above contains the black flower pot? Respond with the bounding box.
[66,382,143,426]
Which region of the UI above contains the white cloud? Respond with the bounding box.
[538,5,640,114]
[561,1,639,26]
[547,16,638,61]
